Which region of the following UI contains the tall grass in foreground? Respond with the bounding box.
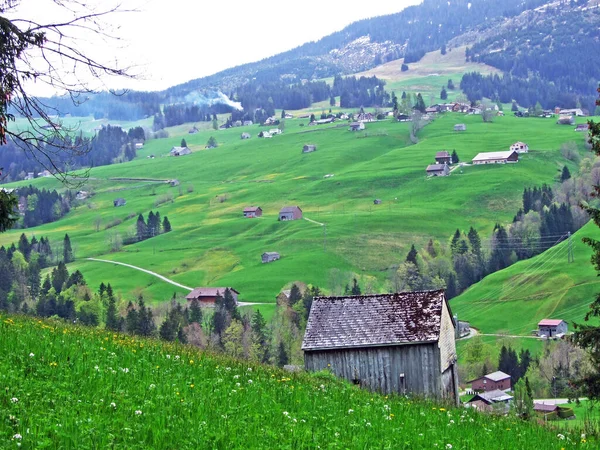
[0,314,594,449]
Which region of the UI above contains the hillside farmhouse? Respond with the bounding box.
[426,164,450,177]
[303,144,317,153]
[261,252,280,263]
[537,319,568,338]
[134,142,144,150]
[472,150,519,165]
[469,371,511,392]
[559,108,585,117]
[454,124,466,132]
[75,191,88,200]
[466,390,513,413]
[397,114,410,122]
[373,199,382,205]
[170,146,191,157]
[243,120,254,126]
[188,126,198,134]
[510,142,529,153]
[575,124,589,132]
[279,206,302,221]
[113,198,126,207]
[349,122,365,131]
[169,179,180,187]
[241,132,251,140]
[356,112,375,122]
[259,131,272,138]
[435,151,452,164]
[302,290,459,403]
[426,106,440,114]
[533,403,559,417]
[186,287,239,307]
[243,206,262,218]
[38,170,52,177]
[269,128,282,135]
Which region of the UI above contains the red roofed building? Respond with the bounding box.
[468,371,511,392]
[537,319,568,338]
[186,288,239,307]
[243,206,262,218]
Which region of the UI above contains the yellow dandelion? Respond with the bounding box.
[190,384,195,389]
[189,360,194,364]
[439,408,446,412]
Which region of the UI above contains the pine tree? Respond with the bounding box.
[177,326,187,344]
[440,87,448,100]
[51,261,69,294]
[180,138,187,148]
[136,214,147,242]
[447,79,455,90]
[351,278,361,295]
[18,233,30,260]
[223,288,240,320]
[189,299,202,324]
[162,216,172,233]
[406,244,418,265]
[277,341,289,367]
[512,378,534,420]
[98,282,106,297]
[414,93,426,112]
[105,295,119,331]
[426,239,437,257]
[159,312,177,341]
[63,233,73,263]
[451,150,459,164]
[561,165,571,182]
[289,284,301,305]
[136,295,155,337]
[125,302,139,334]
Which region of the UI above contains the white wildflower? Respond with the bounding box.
[233,375,240,379]
[29,353,34,357]
[236,383,241,387]
[283,411,289,416]
[12,434,22,440]
[557,434,565,440]
[446,445,453,449]
[383,404,390,411]
[10,398,18,403]
[293,418,297,423]
[135,410,143,415]
[247,368,252,372]
[174,355,180,360]
[366,422,372,427]
[121,368,129,373]
[449,419,455,424]
[581,434,586,440]
[149,384,156,389]
[348,409,354,414]
[225,367,231,371]
[247,379,253,384]
[166,354,171,359]
[94,365,99,371]
[110,402,116,408]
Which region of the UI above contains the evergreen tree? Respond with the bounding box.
[177,326,187,344]
[98,282,106,297]
[18,233,30,260]
[426,239,437,257]
[441,44,447,55]
[451,150,459,164]
[105,294,119,331]
[27,261,41,300]
[289,284,301,305]
[351,278,361,295]
[125,302,139,334]
[251,309,270,363]
[277,341,289,367]
[561,165,571,182]
[401,63,409,72]
[440,87,448,100]
[406,244,418,265]
[223,288,240,321]
[414,93,426,112]
[572,88,600,401]
[66,270,85,288]
[189,299,202,324]
[41,274,52,297]
[447,79,455,90]
[512,378,534,420]
[180,138,187,148]
[136,295,155,337]
[51,261,69,294]
[147,211,156,238]
[136,214,147,242]
[162,216,172,233]
[63,233,73,263]
[159,312,177,341]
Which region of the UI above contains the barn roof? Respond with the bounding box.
[427,164,447,172]
[435,151,450,158]
[469,390,513,404]
[186,287,240,300]
[244,206,261,212]
[280,206,301,213]
[533,403,559,413]
[302,290,447,351]
[538,319,565,327]
[484,371,511,382]
[472,150,517,162]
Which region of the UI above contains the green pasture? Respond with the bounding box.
[1,314,594,449]
[0,111,591,307]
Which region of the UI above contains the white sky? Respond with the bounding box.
[15,0,421,95]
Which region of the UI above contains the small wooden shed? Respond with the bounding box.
[261,252,280,263]
[537,319,568,338]
[243,206,262,218]
[279,206,302,221]
[113,198,126,207]
[435,151,452,165]
[185,287,239,307]
[454,124,466,132]
[302,290,458,403]
[303,144,317,153]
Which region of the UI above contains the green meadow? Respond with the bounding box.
[1,313,594,449]
[0,111,591,314]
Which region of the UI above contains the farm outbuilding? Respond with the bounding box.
[466,390,513,413]
[469,371,511,392]
[279,206,302,221]
[186,287,239,307]
[557,115,575,125]
[302,290,459,403]
[261,252,280,263]
[510,142,529,153]
[454,124,466,132]
[537,319,568,338]
[373,199,382,205]
[435,151,452,165]
[303,144,317,153]
[241,132,251,139]
[243,206,263,218]
[113,198,126,207]
[426,164,450,177]
[472,150,519,165]
[349,122,365,131]
[170,146,191,156]
[575,124,589,132]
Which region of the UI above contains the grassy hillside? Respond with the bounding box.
[451,221,600,335]
[0,313,593,449]
[0,112,590,307]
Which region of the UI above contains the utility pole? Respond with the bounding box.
[568,232,574,263]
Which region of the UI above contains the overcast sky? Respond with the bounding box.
[16,0,421,95]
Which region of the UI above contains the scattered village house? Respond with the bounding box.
[426,163,450,177]
[24,172,34,180]
[185,287,239,307]
[559,108,585,117]
[243,206,262,218]
[269,128,282,135]
[425,106,440,114]
[243,120,254,126]
[168,179,180,187]
[397,114,411,122]
[349,122,365,131]
[468,371,511,392]
[241,132,251,140]
[37,170,52,177]
[454,124,466,132]
[466,390,513,414]
[533,403,559,417]
[279,206,302,221]
[537,319,568,338]
[302,144,317,153]
[575,123,589,132]
[435,151,452,165]
[557,115,575,125]
[75,191,88,200]
[170,146,191,157]
[113,198,126,207]
[510,142,529,153]
[259,131,272,138]
[472,150,519,165]
[134,142,144,150]
[373,199,382,205]
[302,290,459,403]
[356,112,375,122]
[261,252,280,263]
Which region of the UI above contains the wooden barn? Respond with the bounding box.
[261,252,280,263]
[537,319,568,338]
[243,206,262,218]
[468,371,511,392]
[435,151,452,165]
[279,206,302,221]
[185,287,239,307]
[302,290,459,403]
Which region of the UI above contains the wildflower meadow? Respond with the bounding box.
[0,314,594,449]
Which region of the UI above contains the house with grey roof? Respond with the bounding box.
[466,390,513,414]
[261,252,280,263]
[170,146,191,157]
[113,198,126,207]
[426,163,450,177]
[454,124,466,132]
[435,151,452,165]
[302,290,458,403]
[302,144,317,153]
[185,287,239,307]
[469,371,511,392]
[279,206,302,221]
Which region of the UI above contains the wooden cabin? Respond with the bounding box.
[279,206,302,221]
[185,287,239,307]
[302,290,459,403]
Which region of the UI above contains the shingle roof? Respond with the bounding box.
[435,151,450,158]
[280,206,301,213]
[538,319,565,327]
[427,164,447,172]
[533,403,559,412]
[484,371,511,382]
[244,206,261,212]
[186,287,239,300]
[470,390,513,404]
[302,290,447,351]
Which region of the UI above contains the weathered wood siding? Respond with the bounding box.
[438,300,457,373]
[304,343,443,398]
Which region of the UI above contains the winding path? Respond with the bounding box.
[85,258,260,306]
